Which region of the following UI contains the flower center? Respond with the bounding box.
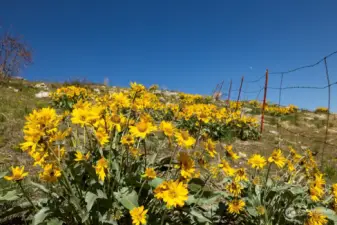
[137,122,148,132]
[111,115,121,123]
[181,131,189,140]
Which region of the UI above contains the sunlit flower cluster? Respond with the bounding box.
[3,82,337,225]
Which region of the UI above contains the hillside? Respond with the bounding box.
[1,79,336,180]
[1,79,337,225]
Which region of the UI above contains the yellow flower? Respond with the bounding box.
[256,205,265,215]
[234,168,249,182]
[177,152,195,179]
[31,152,48,167]
[74,150,90,161]
[129,120,156,139]
[121,134,135,146]
[248,154,267,169]
[226,181,243,197]
[228,199,245,214]
[218,160,236,177]
[112,92,131,108]
[305,210,328,225]
[289,146,302,163]
[309,185,324,202]
[287,160,295,172]
[313,173,326,187]
[154,180,188,208]
[332,183,337,197]
[309,173,325,202]
[203,139,217,158]
[175,130,196,149]
[268,149,286,168]
[71,107,91,127]
[4,166,28,181]
[160,121,175,137]
[130,82,146,94]
[130,147,141,158]
[94,127,109,146]
[130,206,148,225]
[252,176,261,186]
[144,168,157,179]
[39,164,61,182]
[94,157,108,181]
[225,145,240,160]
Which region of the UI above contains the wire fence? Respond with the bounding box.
[214,50,337,167]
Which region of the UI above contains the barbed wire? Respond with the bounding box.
[267,81,337,90]
[269,50,337,75]
[245,75,265,83]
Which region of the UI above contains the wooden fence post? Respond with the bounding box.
[260,69,269,135]
[236,76,244,110]
[227,79,232,106]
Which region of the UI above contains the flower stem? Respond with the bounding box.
[18,181,38,212]
[143,139,147,169]
[265,163,272,186]
[160,210,167,225]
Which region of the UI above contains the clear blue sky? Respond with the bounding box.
[1,1,337,110]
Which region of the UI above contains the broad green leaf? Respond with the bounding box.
[247,206,258,217]
[0,171,7,178]
[97,189,107,199]
[290,186,305,195]
[32,207,50,225]
[85,192,98,212]
[0,201,33,219]
[0,190,20,201]
[186,195,196,205]
[189,183,202,192]
[148,177,164,188]
[266,178,273,187]
[190,209,212,223]
[114,187,139,210]
[46,218,63,225]
[31,181,50,194]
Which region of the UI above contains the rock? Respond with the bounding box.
[269,130,279,135]
[93,88,100,93]
[301,146,309,150]
[238,152,247,158]
[34,83,49,90]
[242,107,252,113]
[35,91,50,98]
[11,76,25,80]
[159,97,166,103]
[162,91,178,97]
[8,86,19,92]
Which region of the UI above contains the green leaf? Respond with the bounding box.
[0,190,20,201]
[97,189,107,199]
[32,207,50,225]
[190,209,212,223]
[46,218,64,225]
[289,186,305,195]
[0,171,7,178]
[148,177,164,188]
[189,183,202,192]
[0,201,33,219]
[85,192,98,212]
[315,207,337,223]
[31,181,50,194]
[114,187,139,210]
[246,206,258,217]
